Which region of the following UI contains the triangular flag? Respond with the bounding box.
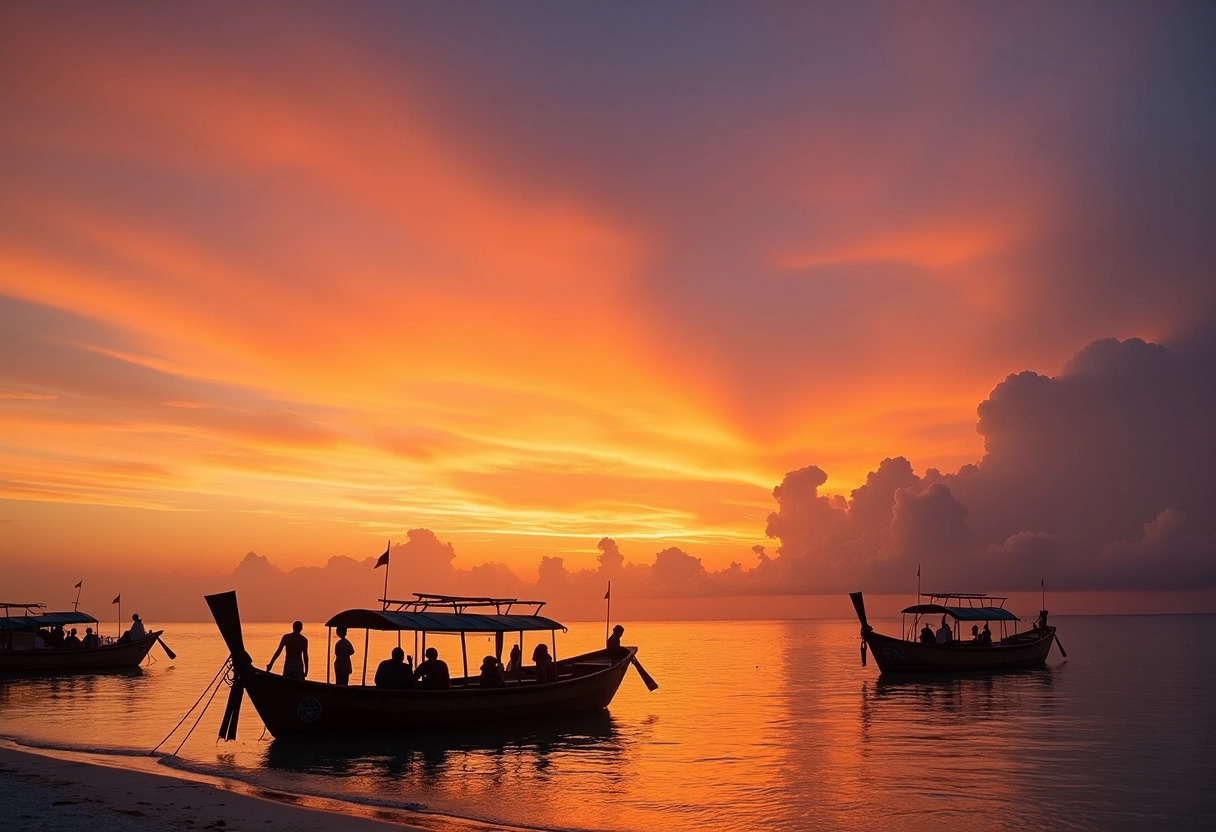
[375,543,390,569]
[112,594,121,604]
[604,584,611,600]
[74,580,82,589]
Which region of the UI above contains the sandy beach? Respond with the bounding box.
[0,742,524,832]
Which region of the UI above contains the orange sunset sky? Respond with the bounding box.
[2,3,1214,619]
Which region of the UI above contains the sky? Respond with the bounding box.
[2,2,1214,620]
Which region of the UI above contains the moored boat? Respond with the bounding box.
[205,590,656,739]
[849,591,1064,673]
[0,601,164,673]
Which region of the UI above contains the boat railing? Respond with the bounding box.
[379,593,548,616]
[0,602,48,617]
[924,592,1009,610]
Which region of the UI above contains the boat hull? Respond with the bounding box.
[0,631,162,673]
[240,649,635,738]
[863,628,1055,673]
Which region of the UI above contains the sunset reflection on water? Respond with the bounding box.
[2,616,1214,830]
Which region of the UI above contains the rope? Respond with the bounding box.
[150,658,232,755]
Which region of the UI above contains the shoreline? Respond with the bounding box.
[0,739,537,832]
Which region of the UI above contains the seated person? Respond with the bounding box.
[478,655,506,687]
[374,647,414,689]
[980,623,993,646]
[606,624,627,654]
[935,618,953,645]
[414,647,451,689]
[919,624,935,644]
[532,643,556,682]
[82,627,100,649]
[506,643,522,675]
[63,628,82,648]
[128,614,147,640]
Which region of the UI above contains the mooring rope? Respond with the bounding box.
[150,657,232,755]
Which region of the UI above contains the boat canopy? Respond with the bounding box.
[325,608,566,634]
[0,610,99,630]
[900,603,1019,622]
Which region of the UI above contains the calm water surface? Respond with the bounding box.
[1,615,1213,831]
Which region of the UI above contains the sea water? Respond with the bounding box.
[1,615,1213,831]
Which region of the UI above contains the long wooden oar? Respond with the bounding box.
[158,636,177,660]
[1053,633,1067,658]
[631,657,658,691]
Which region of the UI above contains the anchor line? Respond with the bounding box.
[150,658,233,756]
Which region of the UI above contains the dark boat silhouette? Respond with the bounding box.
[849,591,1063,673]
[205,590,655,739]
[0,601,162,673]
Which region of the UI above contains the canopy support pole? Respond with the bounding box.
[362,628,370,686]
[460,632,468,685]
[326,626,332,684]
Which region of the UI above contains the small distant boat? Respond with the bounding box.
[849,591,1064,673]
[205,590,656,739]
[0,601,164,673]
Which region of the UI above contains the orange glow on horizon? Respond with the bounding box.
[2,3,1210,605]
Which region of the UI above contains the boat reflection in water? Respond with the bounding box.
[262,709,624,783]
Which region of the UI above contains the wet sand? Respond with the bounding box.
[0,742,526,832]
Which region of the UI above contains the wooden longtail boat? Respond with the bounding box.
[849,591,1063,673]
[0,602,163,673]
[205,590,655,739]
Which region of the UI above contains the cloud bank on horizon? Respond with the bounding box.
[225,334,1213,606]
[87,330,1202,623]
[1,3,1214,602]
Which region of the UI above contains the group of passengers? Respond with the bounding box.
[32,623,103,649]
[267,622,630,688]
[918,617,990,646]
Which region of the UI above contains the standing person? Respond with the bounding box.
[333,625,355,686]
[128,614,147,640]
[267,621,309,679]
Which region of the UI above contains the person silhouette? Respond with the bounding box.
[267,621,309,679]
[919,624,935,643]
[414,647,450,689]
[374,647,414,689]
[935,617,953,645]
[506,643,522,675]
[532,643,556,682]
[128,614,146,640]
[479,655,505,687]
[333,625,355,686]
[64,628,82,648]
[82,627,100,648]
[981,623,993,646]
[607,624,626,654]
